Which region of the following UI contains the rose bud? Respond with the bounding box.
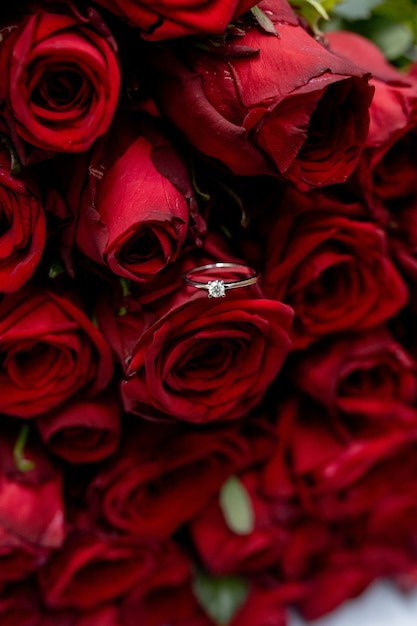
[38,530,178,610]
[36,390,121,464]
[0,424,65,549]
[0,143,45,292]
[71,115,196,283]
[147,0,373,190]
[0,286,113,418]
[92,0,257,40]
[0,4,120,155]
[289,326,417,429]
[97,260,293,423]
[327,31,417,214]
[261,189,407,348]
[88,419,258,537]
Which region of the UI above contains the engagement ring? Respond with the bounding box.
[183,262,259,298]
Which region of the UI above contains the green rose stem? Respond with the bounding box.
[0,133,22,176]
[13,425,35,472]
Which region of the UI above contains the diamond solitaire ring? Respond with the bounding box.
[183,262,259,298]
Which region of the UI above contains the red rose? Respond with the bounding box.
[72,116,195,282]
[98,268,293,423]
[0,528,48,583]
[327,31,417,213]
[0,287,113,417]
[190,469,291,575]
[289,326,417,427]
[36,391,121,464]
[92,0,257,40]
[121,547,211,626]
[0,426,64,550]
[88,419,259,537]
[262,190,407,348]
[0,581,43,626]
[229,586,288,626]
[0,146,45,292]
[147,0,372,189]
[38,529,171,610]
[0,6,120,154]
[263,395,417,523]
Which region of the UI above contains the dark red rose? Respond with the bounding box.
[263,394,417,524]
[122,548,212,626]
[40,603,123,626]
[0,5,120,154]
[72,116,195,282]
[38,529,172,610]
[388,200,417,285]
[0,527,49,583]
[147,0,372,189]
[88,419,264,537]
[293,546,378,620]
[289,326,417,429]
[0,146,45,292]
[98,265,293,423]
[36,391,121,464]
[92,0,257,40]
[229,586,288,626]
[190,469,290,575]
[0,581,43,626]
[262,190,407,348]
[0,287,113,418]
[0,426,64,550]
[327,31,417,214]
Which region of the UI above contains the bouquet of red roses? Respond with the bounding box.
[0,0,416,623]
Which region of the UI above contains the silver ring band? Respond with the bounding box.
[183,262,259,298]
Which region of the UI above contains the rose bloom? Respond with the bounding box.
[261,188,407,348]
[147,0,373,190]
[92,0,257,40]
[0,6,120,154]
[72,116,193,282]
[88,418,262,537]
[190,468,291,576]
[0,425,65,551]
[98,269,293,423]
[0,146,45,292]
[36,390,121,464]
[121,546,211,626]
[38,529,173,610]
[0,287,113,417]
[327,31,417,214]
[263,394,417,524]
[289,326,417,428]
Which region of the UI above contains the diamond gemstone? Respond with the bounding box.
[208,280,226,298]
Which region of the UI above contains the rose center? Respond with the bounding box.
[32,69,85,109]
[122,228,161,263]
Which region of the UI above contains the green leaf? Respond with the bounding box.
[48,259,65,279]
[250,5,278,35]
[0,133,22,176]
[219,475,255,535]
[13,425,35,473]
[193,571,249,626]
[353,15,414,60]
[288,0,333,34]
[333,0,384,20]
